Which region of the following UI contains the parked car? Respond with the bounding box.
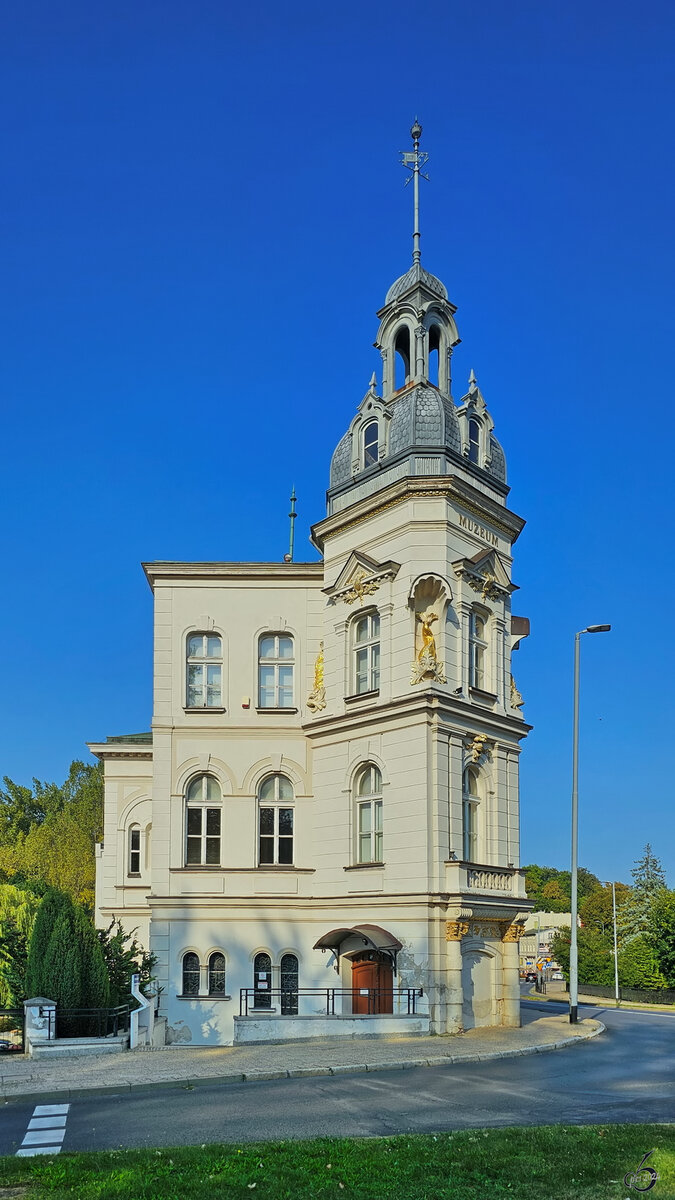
[0,1039,21,1052]
[550,971,564,981]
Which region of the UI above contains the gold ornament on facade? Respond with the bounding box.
[466,732,491,763]
[501,921,526,943]
[445,920,470,941]
[341,570,380,606]
[510,674,524,709]
[306,642,327,713]
[467,570,503,602]
[410,610,447,685]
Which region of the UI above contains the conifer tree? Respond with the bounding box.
[73,905,110,1010]
[24,888,70,998]
[619,844,667,945]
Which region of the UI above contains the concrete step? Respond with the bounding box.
[29,1035,129,1059]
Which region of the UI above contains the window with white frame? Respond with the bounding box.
[208,952,226,996]
[363,420,379,468]
[468,610,488,690]
[462,767,479,862]
[185,775,221,866]
[355,763,383,864]
[186,633,222,708]
[128,825,141,875]
[258,634,294,708]
[182,951,200,996]
[352,611,380,695]
[258,774,294,865]
[468,417,480,465]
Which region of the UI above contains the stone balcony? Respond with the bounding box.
[444,860,528,901]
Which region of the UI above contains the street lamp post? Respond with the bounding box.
[610,879,620,1006]
[570,624,611,1024]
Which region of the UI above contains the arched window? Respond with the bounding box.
[280,953,299,1015]
[186,633,222,708]
[258,634,294,708]
[428,324,441,386]
[469,610,488,690]
[185,775,222,866]
[352,611,380,695]
[394,326,410,390]
[253,951,272,1009]
[258,774,294,865]
[182,952,200,997]
[355,764,383,864]
[468,418,481,465]
[128,825,141,876]
[363,420,379,468]
[462,767,479,862]
[208,952,226,996]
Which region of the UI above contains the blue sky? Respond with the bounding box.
[2,1,673,884]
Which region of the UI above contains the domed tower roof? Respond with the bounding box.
[326,124,509,516]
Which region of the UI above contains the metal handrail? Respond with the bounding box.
[238,987,423,1017]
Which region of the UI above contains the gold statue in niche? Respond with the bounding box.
[417,611,438,661]
[410,609,447,685]
[306,641,326,713]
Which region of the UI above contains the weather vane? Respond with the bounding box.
[400,119,429,266]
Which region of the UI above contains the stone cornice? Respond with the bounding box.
[87,742,153,762]
[303,690,532,741]
[312,476,525,553]
[142,561,325,591]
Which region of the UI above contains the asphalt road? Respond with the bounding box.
[1,1001,673,1156]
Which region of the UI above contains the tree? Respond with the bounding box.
[24,888,71,998]
[540,879,570,912]
[97,918,156,1007]
[651,890,675,987]
[0,883,42,1006]
[580,882,631,936]
[551,927,614,987]
[619,844,667,945]
[0,762,103,910]
[618,935,667,990]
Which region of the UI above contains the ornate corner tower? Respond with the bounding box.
[309,123,532,1034]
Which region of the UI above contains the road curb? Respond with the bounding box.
[0,1020,604,1106]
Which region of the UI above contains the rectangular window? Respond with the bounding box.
[353,613,380,695]
[469,612,487,690]
[463,801,477,862]
[258,635,295,708]
[186,807,221,865]
[258,805,294,865]
[187,634,223,708]
[128,827,141,875]
[358,799,382,864]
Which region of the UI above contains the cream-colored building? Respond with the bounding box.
[92,130,532,1045]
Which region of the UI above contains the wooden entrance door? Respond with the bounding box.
[351,955,393,1014]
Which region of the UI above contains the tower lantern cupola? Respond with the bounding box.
[327,124,507,517]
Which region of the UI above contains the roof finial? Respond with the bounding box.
[468,369,477,391]
[284,487,297,563]
[369,371,377,393]
[401,119,429,266]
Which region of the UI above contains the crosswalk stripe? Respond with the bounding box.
[16,1102,71,1156]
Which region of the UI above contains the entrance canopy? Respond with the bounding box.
[313,924,402,972]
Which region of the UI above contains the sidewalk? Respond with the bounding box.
[0,1010,603,1105]
[523,983,675,1014]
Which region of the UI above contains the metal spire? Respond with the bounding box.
[284,487,297,563]
[401,119,429,266]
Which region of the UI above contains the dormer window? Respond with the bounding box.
[363,420,378,468]
[468,418,480,465]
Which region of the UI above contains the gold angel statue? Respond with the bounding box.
[417,610,438,661]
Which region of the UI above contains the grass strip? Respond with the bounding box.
[0,1124,673,1199]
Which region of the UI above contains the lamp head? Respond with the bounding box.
[585,624,611,633]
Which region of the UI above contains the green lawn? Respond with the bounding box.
[0,1125,673,1199]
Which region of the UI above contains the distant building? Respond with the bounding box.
[91,127,532,1045]
[520,913,572,969]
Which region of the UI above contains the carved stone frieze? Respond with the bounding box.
[445,920,470,942]
[501,921,526,943]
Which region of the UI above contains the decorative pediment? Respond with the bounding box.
[452,547,516,601]
[324,551,400,606]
